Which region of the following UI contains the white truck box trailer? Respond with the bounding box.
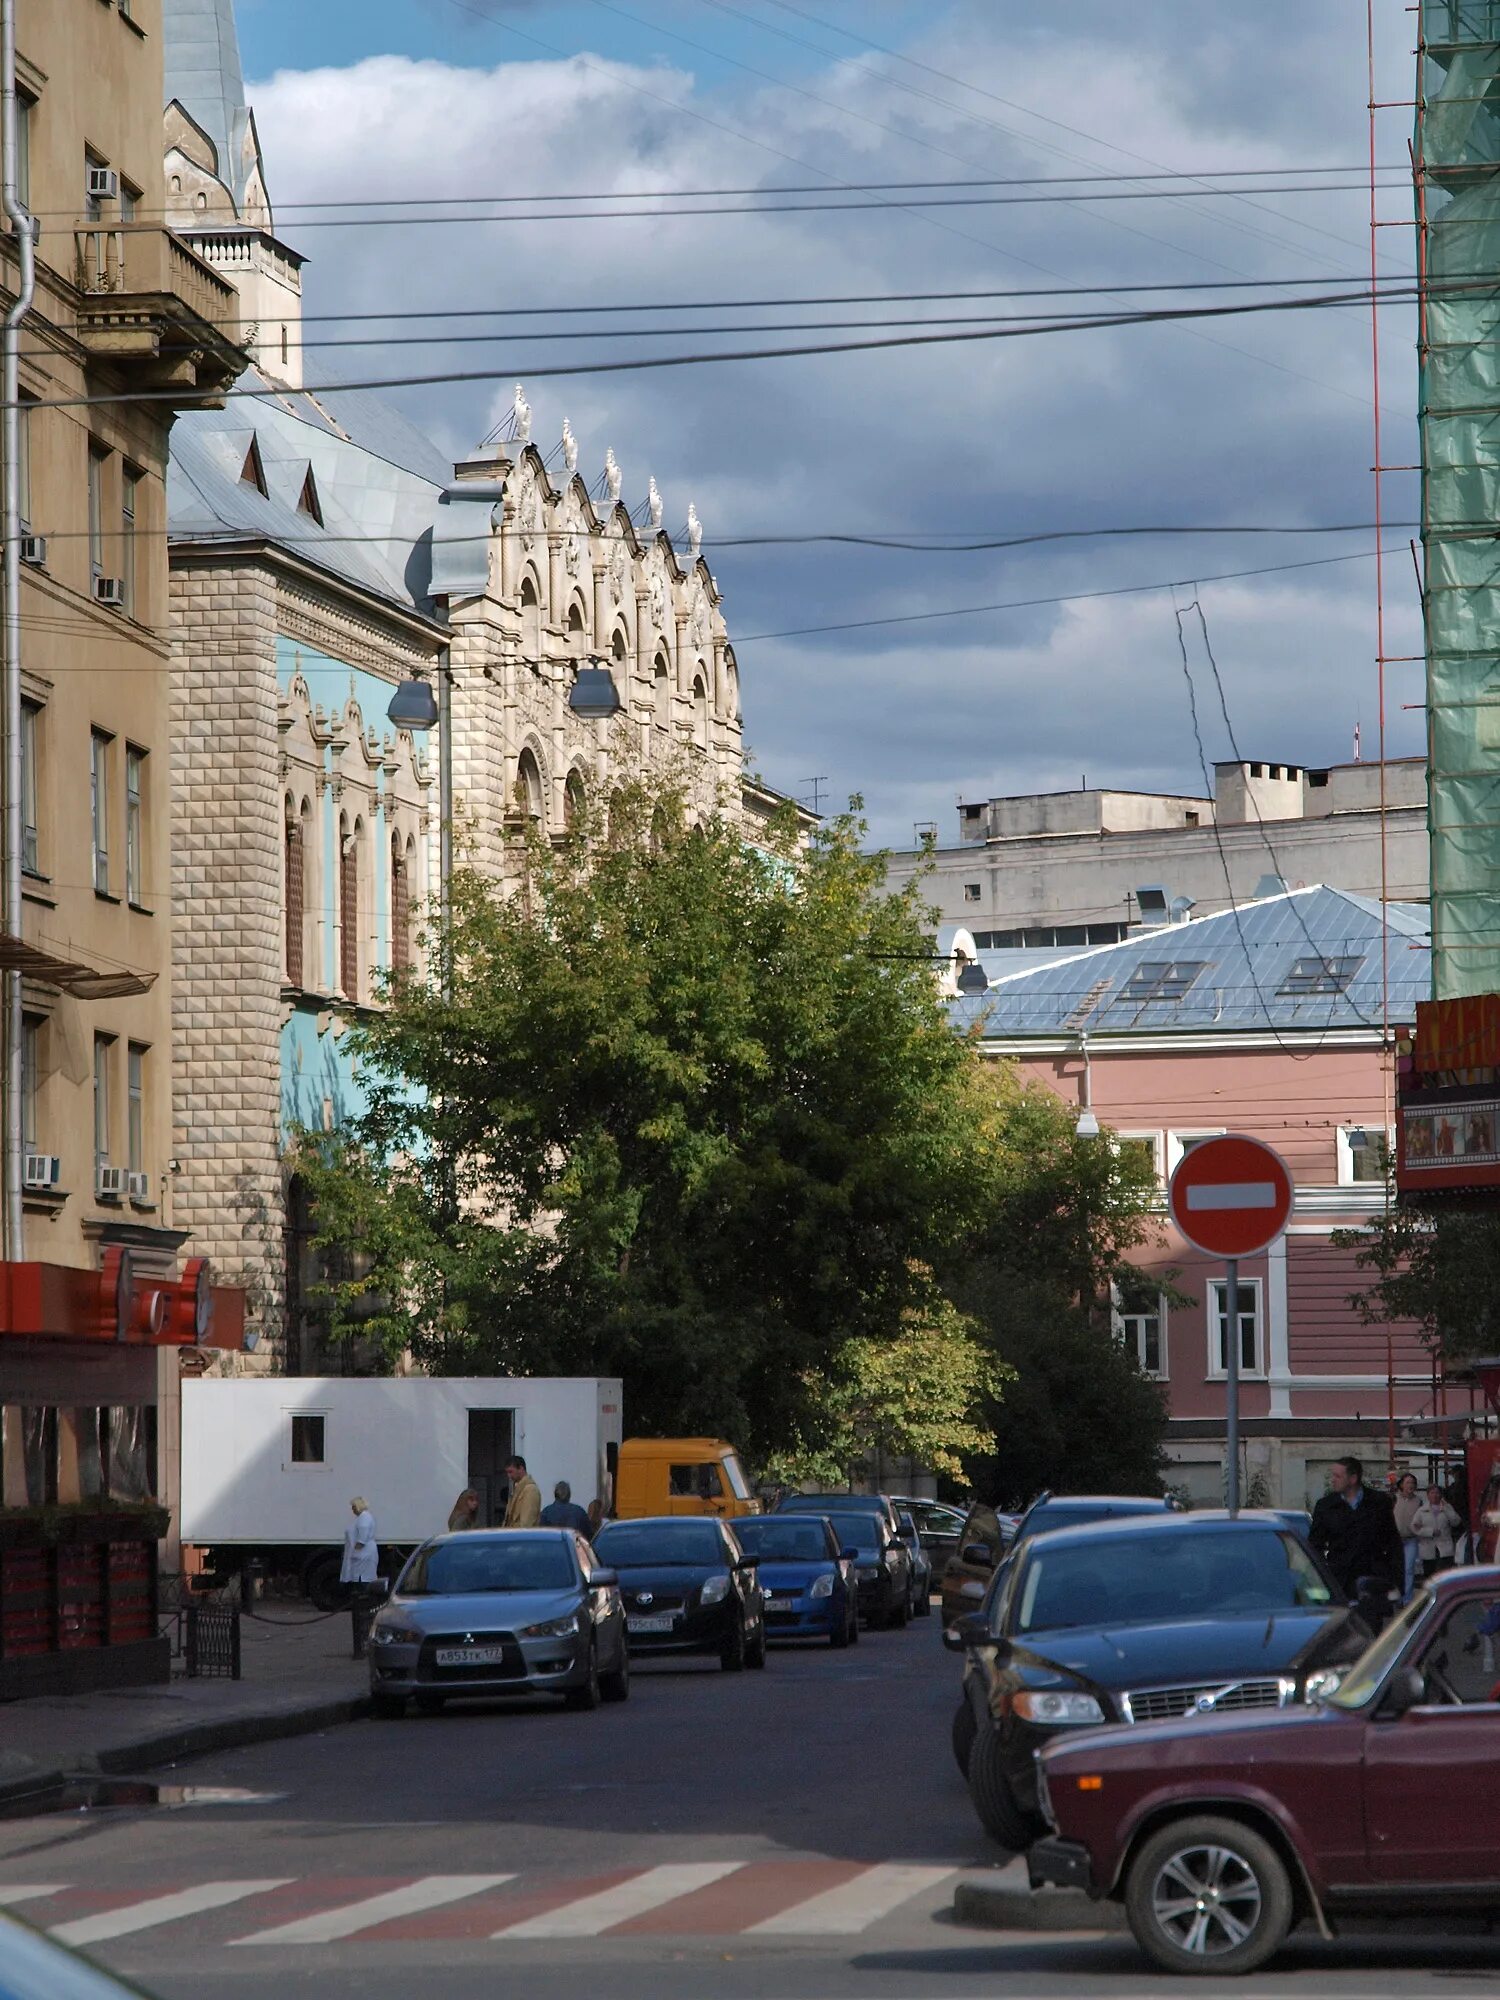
[181,1375,623,1605]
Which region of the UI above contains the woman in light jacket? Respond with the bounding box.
[340,1496,379,1588]
[1412,1484,1461,1576]
[1393,1473,1422,1599]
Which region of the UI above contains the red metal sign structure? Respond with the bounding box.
[1168,1133,1294,1260]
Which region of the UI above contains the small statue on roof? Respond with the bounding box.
[562,417,578,474]
[512,382,531,443]
[604,447,622,504]
[647,476,663,530]
[687,501,702,557]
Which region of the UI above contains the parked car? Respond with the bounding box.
[734,1514,859,1647]
[887,1495,970,1566]
[590,1515,767,1670]
[813,1506,913,1629]
[775,1490,899,1532]
[940,1493,1172,1622]
[368,1528,629,1716]
[895,1508,934,1617]
[0,1913,153,1997]
[1030,1568,1500,1976]
[946,1513,1370,1850]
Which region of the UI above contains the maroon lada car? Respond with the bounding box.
[1029,1568,1500,1976]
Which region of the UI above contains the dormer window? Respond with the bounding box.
[298,467,322,525]
[240,435,268,496]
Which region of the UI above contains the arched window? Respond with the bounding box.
[339,815,360,1000]
[390,832,411,973]
[564,768,586,831]
[611,628,627,669]
[692,674,709,752]
[653,652,671,734]
[515,748,544,824]
[519,574,542,665]
[284,797,305,987]
[566,601,587,660]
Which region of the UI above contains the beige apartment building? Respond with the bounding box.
[0,0,246,1571]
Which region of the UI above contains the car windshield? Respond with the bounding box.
[592,1523,725,1566]
[822,1515,879,1554]
[1012,1529,1333,1634]
[723,1454,752,1500]
[735,1519,831,1561]
[401,1538,577,1595]
[1327,1592,1432,1710]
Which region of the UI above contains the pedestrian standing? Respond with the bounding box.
[1393,1472,1422,1600]
[502,1455,542,1528]
[447,1488,481,1532]
[341,1495,379,1589]
[1309,1456,1404,1604]
[538,1480,593,1535]
[1413,1484,1461,1576]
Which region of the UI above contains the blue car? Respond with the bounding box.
[733,1514,859,1648]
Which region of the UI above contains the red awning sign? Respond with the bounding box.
[1168,1134,1294,1259]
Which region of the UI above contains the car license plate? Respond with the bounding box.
[765,1596,797,1611]
[435,1645,507,1666]
[627,1615,676,1634]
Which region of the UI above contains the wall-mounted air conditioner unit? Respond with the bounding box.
[96,1163,127,1199]
[87,167,119,201]
[19,535,46,568]
[23,1153,60,1190]
[126,1170,151,1202]
[93,576,124,607]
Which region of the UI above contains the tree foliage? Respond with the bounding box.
[1332,1190,1500,1366]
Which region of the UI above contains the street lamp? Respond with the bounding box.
[386,676,439,731]
[1075,1033,1100,1139]
[956,959,988,997]
[569,660,622,719]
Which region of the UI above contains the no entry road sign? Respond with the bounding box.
[1168,1133,1293,1260]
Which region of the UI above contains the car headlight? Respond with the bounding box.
[372,1623,423,1646]
[809,1573,835,1599]
[700,1574,731,1605]
[1304,1667,1345,1702]
[1012,1691,1107,1725]
[519,1614,580,1640]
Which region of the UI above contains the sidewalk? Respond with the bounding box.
[0,1598,370,1804]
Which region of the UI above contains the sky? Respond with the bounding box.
[226,0,1423,847]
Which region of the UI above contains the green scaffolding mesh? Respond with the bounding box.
[1421,1,1500,996]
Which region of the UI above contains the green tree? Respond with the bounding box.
[296,780,1003,1463]
[1333,1188,1500,1366]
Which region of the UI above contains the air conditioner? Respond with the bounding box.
[23,1153,60,1190]
[95,1164,127,1199]
[19,534,46,568]
[87,166,119,201]
[126,1170,150,1202]
[93,576,124,607]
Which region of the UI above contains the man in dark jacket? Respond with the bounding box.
[1310,1456,1404,1597]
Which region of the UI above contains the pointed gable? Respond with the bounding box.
[240,434,268,496]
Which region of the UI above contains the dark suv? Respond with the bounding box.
[946,1513,1368,1851]
[940,1493,1172,1623]
[1032,1568,1500,1976]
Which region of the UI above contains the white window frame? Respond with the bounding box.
[1113,1130,1166,1187]
[1207,1276,1265,1380]
[1114,1289,1169,1379]
[1336,1124,1393,1187]
[286,1410,330,1469]
[1166,1127,1228,1176]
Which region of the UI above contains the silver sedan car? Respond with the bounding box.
[368,1528,629,1716]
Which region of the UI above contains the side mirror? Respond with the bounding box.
[591,1567,619,1588]
[960,1542,995,1569]
[942,1610,995,1653]
[1380,1666,1426,1718]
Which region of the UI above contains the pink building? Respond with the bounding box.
[953,888,1435,1508]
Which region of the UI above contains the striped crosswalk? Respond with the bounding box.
[0,1861,959,1948]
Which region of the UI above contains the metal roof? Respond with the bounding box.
[950,886,1431,1038]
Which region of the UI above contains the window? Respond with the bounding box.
[93,1033,112,1170]
[15,91,31,214]
[121,467,140,616]
[90,729,111,893]
[119,181,137,224]
[339,819,359,1000]
[126,1043,145,1175]
[1280,955,1364,997]
[653,656,671,732]
[1169,1130,1227,1174]
[1120,959,1210,1004]
[514,749,543,823]
[124,745,143,903]
[241,436,268,495]
[20,700,38,875]
[285,803,306,986]
[16,394,32,531]
[390,834,410,973]
[692,674,709,751]
[1119,1297,1168,1378]
[1339,1125,1392,1186]
[963,882,982,903]
[297,467,322,524]
[1209,1278,1264,1377]
[21,1015,40,1151]
[519,575,541,662]
[87,443,107,580]
[564,769,585,831]
[1114,1133,1163,1184]
[289,1413,326,1465]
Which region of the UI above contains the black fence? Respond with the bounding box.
[158,1573,242,1679]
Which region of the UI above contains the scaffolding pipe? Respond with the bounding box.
[1,0,34,1265]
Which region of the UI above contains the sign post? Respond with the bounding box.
[1168,1134,1294,1517]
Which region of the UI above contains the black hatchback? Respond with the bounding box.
[591,1516,768,1672]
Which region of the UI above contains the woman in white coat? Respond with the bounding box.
[340,1496,379,1588]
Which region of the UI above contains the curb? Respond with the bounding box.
[952,1878,1128,1933]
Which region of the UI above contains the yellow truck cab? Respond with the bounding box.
[614,1438,759,1519]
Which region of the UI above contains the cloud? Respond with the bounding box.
[248,0,1419,844]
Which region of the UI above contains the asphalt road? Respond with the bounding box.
[2,1614,1498,2000]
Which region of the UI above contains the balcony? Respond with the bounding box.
[70,226,247,405]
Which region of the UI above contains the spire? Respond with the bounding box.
[163,0,255,212]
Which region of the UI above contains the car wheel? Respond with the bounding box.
[967,1719,1039,1850]
[302,1549,345,1613]
[1125,1815,1294,1978]
[371,1692,407,1721]
[565,1644,602,1710]
[599,1642,630,1704]
[414,1693,446,1716]
[951,1697,977,1778]
[746,1620,768,1670]
[720,1618,747,1672]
